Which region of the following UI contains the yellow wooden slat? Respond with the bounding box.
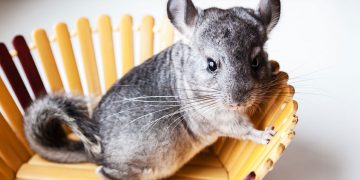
[220,88,286,170]
[188,152,223,168]
[98,15,117,90]
[218,86,280,165]
[233,101,295,179]
[32,29,64,92]
[159,17,175,51]
[257,85,295,130]
[212,137,226,155]
[140,16,155,62]
[0,114,30,164]
[0,158,14,180]
[54,23,84,95]
[76,17,101,96]
[1,113,31,160]
[0,135,24,172]
[255,159,273,180]
[0,78,33,154]
[217,138,236,165]
[254,127,295,179]
[168,177,206,180]
[254,103,298,179]
[29,152,221,172]
[228,87,293,179]
[28,155,96,170]
[17,164,100,180]
[216,78,289,164]
[26,152,223,179]
[120,15,134,75]
[256,130,296,179]
[0,171,12,180]
[200,147,212,154]
[175,165,227,180]
[225,86,292,173]
[227,111,287,176]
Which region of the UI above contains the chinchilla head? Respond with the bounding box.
[168,0,281,113]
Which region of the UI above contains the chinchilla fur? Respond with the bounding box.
[23,0,284,179]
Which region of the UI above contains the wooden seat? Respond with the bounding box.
[0,15,298,180]
[17,150,227,180]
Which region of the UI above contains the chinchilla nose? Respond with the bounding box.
[228,103,241,107]
[224,72,253,105]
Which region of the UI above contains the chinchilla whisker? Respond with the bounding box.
[288,79,318,84]
[254,93,293,98]
[114,97,212,105]
[167,100,219,136]
[285,86,328,92]
[175,87,219,92]
[122,95,179,99]
[102,104,182,120]
[165,108,192,134]
[113,83,220,93]
[108,98,222,116]
[123,106,180,129]
[166,102,216,133]
[289,67,328,80]
[266,78,288,85]
[136,98,217,125]
[111,95,218,105]
[196,102,219,119]
[263,83,289,89]
[261,82,287,90]
[106,96,179,103]
[127,98,215,129]
[167,117,183,135]
[103,97,216,121]
[178,103,220,133]
[114,99,180,103]
[175,100,219,127]
[189,100,219,120]
[107,105,177,123]
[143,99,216,133]
[293,92,332,97]
[122,94,212,101]
[259,91,329,97]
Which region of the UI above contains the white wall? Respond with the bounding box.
[1,0,359,179]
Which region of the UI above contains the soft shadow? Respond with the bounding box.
[265,139,341,180]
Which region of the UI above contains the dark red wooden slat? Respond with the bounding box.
[0,43,32,109]
[12,35,46,98]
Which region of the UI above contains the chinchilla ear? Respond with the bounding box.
[167,0,200,38]
[258,0,281,33]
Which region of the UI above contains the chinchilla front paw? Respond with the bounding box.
[259,126,276,144]
[243,126,276,144]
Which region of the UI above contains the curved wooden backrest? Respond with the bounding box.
[0,15,175,177]
[0,15,297,180]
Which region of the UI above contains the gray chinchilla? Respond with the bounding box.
[23,0,284,179]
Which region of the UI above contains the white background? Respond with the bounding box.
[0,0,359,179]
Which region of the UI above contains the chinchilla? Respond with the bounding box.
[23,0,285,179]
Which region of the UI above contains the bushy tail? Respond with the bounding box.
[24,94,101,163]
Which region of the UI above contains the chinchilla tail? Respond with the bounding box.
[23,94,101,163]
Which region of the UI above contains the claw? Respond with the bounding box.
[260,126,277,144]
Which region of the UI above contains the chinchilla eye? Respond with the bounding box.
[207,58,217,72]
[251,56,261,69]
